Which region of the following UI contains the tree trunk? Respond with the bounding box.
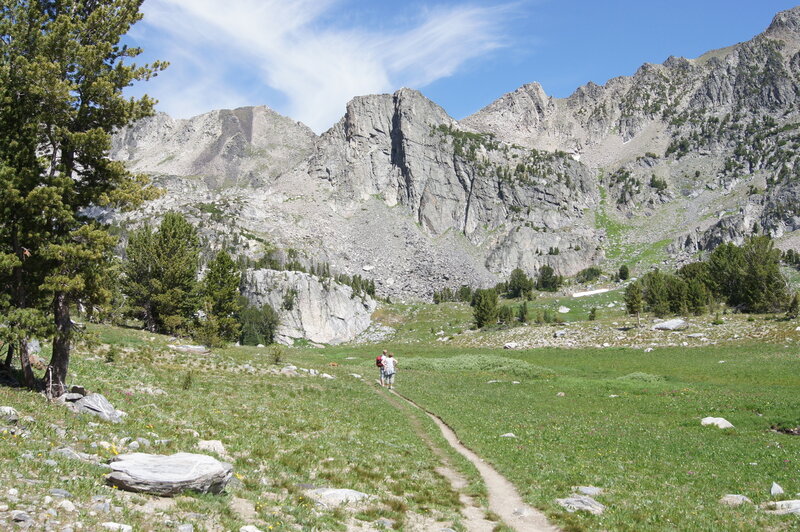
[46,292,71,398]
[3,343,14,370]
[18,338,35,388]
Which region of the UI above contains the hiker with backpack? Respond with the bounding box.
[376,349,387,386]
[382,352,398,390]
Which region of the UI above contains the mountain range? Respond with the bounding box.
[111,6,800,302]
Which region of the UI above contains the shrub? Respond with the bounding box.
[471,289,499,328]
[618,264,630,281]
[536,265,562,292]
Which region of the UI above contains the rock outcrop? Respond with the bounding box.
[241,269,376,345]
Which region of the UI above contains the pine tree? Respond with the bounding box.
[199,250,242,345]
[0,1,165,395]
[507,268,533,298]
[536,265,562,292]
[618,264,630,281]
[518,301,529,323]
[471,289,498,329]
[625,282,643,327]
[122,213,200,335]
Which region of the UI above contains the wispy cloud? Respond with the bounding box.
[134,0,512,132]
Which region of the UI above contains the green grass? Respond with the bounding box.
[388,344,800,531]
[4,312,800,530]
[0,325,468,531]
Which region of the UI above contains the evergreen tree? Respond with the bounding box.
[536,265,562,292]
[507,268,533,298]
[498,305,514,325]
[122,213,200,335]
[739,236,789,313]
[471,288,498,329]
[518,301,529,323]
[641,270,670,317]
[237,299,280,346]
[588,307,597,321]
[199,250,242,345]
[686,278,710,316]
[0,1,165,395]
[618,264,630,281]
[625,282,643,326]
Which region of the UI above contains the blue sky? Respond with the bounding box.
[127,1,800,133]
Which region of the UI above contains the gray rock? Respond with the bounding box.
[72,394,122,423]
[106,452,233,496]
[305,487,371,507]
[652,319,687,331]
[374,518,394,529]
[576,486,604,496]
[61,393,84,402]
[499,433,517,438]
[57,500,76,513]
[554,330,567,338]
[49,489,72,499]
[719,494,753,506]
[241,269,376,345]
[503,342,519,349]
[176,525,194,532]
[765,499,800,514]
[701,417,734,429]
[11,510,31,522]
[771,482,784,496]
[0,406,19,424]
[556,494,605,515]
[239,527,262,532]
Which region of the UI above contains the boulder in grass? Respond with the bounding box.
[719,494,753,507]
[556,495,605,515]
[701,417,734,429]
[0,406,19,425]
[106,453,233,496]
[652,319,687,331]
[72,394,122,423]
[765,500,800,515]
[305,488,371,508]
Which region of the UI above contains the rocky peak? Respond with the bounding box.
[765,6,800,40]
[111,105,316,188]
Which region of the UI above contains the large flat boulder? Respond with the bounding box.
[106,453,233,496]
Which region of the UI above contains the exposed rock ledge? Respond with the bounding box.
[241,269,376,345]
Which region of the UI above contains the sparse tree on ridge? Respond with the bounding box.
[0,1,165,396]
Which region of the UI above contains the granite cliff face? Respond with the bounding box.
[240,270,376,345]
[111,6,800,338]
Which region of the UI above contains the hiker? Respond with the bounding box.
[376,349,387,386]
[382,352,397,390]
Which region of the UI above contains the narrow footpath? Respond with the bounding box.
[382,384,560,532]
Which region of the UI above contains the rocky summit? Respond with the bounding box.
[111,6,800,306]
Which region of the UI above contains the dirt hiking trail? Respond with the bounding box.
[383,385,560,532]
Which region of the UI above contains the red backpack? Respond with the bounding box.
[376,355,383,367]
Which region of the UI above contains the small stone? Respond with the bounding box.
[556,392,566,397]
[772,482,784,496]
[49,489,72,499]
[765,499,800,514]
[503,342,519,349]
[197,440,227,457]
[239,527,262,532]
[127,441,140,450]
[499,433,516,438]
[305,487,371,507]
[8,488,19,496]
[720,494,752,507]
[374,518,394,529]
[553,330,566,338]
[176,525,194,532]
[101,523,132,532]
[320,373,334,379]
[44,459,58,467]
[11,510,32,522]
[349,374,362,379]
[58,500,77,513]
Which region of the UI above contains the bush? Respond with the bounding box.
[507,268,534,298]
[618,264,630,281]
[536,265,562,292]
